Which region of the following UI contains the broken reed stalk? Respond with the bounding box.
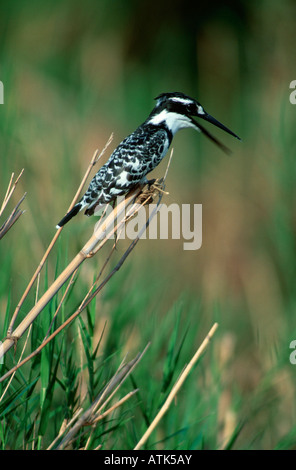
[7,136,113,335]
[54,344,150,450]
[0,170,26,240]
[0,169,24,218]
[91,389,139,425]
[134,322,219,450]
[0,193,26,241]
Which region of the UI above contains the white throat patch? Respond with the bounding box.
[148,109,198,135]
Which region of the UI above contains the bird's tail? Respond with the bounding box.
[56,202,83,229]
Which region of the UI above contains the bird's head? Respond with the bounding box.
[147,92,241,153]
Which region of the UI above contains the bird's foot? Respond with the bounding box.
[136,178,168,205]
[146,178,156,187]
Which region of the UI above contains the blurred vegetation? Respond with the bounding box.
[1,0,296,449]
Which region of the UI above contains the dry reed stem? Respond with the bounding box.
[0,180,166,382]
[44,269,78,340]
[83,388,139,450]
[47,406,84,450]
[0,172,15,217]
[0,146,170,384]
[0,195,26,240]
[0,169,24,218]
[0,185,143,361]
[0,273,41,404]
[6,137,113,335]
[0,325,32,404]
[0,169,26,240]
[55,344,149,450]
[90,389,139,425]
[134,322,219,450]
[71,134,114,209]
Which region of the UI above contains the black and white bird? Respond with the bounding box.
[56,92,240,228]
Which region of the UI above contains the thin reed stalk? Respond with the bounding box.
[134,322,219,450]
[0,169,26,240]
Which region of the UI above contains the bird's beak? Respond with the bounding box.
[198,112,241,141]
[189,108,241,154]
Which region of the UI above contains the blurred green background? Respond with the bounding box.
[1,0,296,449]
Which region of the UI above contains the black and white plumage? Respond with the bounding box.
[56,92,240,228]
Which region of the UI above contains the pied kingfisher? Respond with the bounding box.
[56,92,240,228]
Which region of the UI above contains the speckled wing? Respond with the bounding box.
[82,126,170,215]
